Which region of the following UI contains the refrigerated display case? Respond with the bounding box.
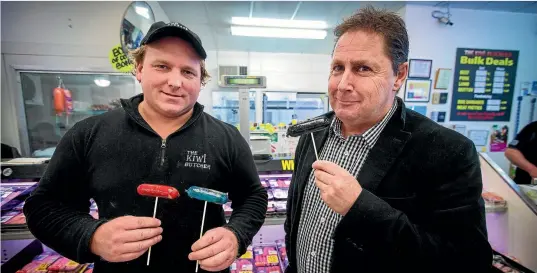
[0,159,291,273]
[15,71,138,157]
[262,91,328,126]
[4,153,536,273]
[480,153,537,272]
[212,90,256,126]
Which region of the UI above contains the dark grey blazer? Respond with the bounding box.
[284,97,492,273]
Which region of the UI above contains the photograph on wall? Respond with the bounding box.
[450,48,519,122]
[490,125,509,152]
[467,130,489,147]
[408,59,432,78]
[407,105,427,116]
[404,79,431,103]
[432,92,448,104]
[434,68,452,89]
[430,111,446,122]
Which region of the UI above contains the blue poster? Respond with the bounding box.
[407,105,427,116]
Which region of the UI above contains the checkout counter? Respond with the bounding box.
[480,153,537,272]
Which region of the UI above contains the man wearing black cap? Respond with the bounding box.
[23,21,268,273]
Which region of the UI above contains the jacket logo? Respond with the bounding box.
[183,150,211,170]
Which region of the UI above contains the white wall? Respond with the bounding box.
[401,4,537,172]
[0,1,167,154]
[200,50,331,115]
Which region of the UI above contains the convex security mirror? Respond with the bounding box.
[120,1,155,56]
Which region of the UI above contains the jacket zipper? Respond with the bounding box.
[160,139,167,167]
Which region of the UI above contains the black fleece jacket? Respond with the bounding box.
[23,94,268,273]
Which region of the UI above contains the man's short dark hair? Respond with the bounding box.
[334,5,409,75]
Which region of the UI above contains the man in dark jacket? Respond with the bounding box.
[23,21,268,273]
[284,6,492,273]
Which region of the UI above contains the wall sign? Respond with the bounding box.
[434,68,452,89]
[450,48,519,121]
[408,59,433,78]
[404,79,432,103]
[468,130,489,146]
[109,44,134,73]
[490,125,509,152]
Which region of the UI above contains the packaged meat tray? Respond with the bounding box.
[267,189,274,200]
[239,246,253,260]
[255,266,281,273]
[276,179,290,188]
[482,191,506,205]
[5,212,26,225]
[230,258,254,273]
[15,253,61,273]
[47,257,84,272]
[267,201,276,213]
[273,201,286,213]
[275,240,288,269]
[268,179,279,189]
[253,245,280,267]
[1,210,20,223]
[83,263,94,273]
[223,202,233,216]
[89,210,99,219]
[271,188,288,200]
[260,180,269,188]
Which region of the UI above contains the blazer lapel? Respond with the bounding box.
[358,100,411,194]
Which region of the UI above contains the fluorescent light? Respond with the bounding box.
[231,26,327,39]
[94,79,110,87]
[135,6,150,20]
[231,17,327,29]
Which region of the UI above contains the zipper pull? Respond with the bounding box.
[161,139,166,148]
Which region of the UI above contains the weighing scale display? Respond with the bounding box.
[220,75,266,88]
[227,78,261,85]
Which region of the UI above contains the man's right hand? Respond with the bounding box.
[90,216,163,262]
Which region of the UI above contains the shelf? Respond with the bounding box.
[264,215,286,225]
[1,230,35,241]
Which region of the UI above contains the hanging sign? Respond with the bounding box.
[109,44,134,73]
[450,48,519,122]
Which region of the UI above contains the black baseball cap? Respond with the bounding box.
[141,21,207,59]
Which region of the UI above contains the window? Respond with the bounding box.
[262,92,328,126]
[19,72,137,156]
[211,91,256,126]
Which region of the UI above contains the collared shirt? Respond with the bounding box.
[296,99,398,273]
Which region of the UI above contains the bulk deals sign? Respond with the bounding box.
[450,48,519,122]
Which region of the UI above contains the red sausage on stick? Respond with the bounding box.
[136,183,179,266]
[137,184,180,199]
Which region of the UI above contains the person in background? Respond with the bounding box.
[505,121,537,184]
[284,6,492,273]
[24,21,268,273]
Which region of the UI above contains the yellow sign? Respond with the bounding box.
[109,44,134,73]
[281,160,294,171]
[267,255,279,264]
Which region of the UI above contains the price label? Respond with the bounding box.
[267,255,279,264]
[108,44,134,73]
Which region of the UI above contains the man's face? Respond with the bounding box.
[328,30,407,126]
[136,37,202,118]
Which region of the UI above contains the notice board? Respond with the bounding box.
[450,48,519,121]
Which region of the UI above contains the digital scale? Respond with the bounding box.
[219,75,267,144]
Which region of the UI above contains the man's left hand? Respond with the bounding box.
[313,160,363,216]
[188,227,238,272]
